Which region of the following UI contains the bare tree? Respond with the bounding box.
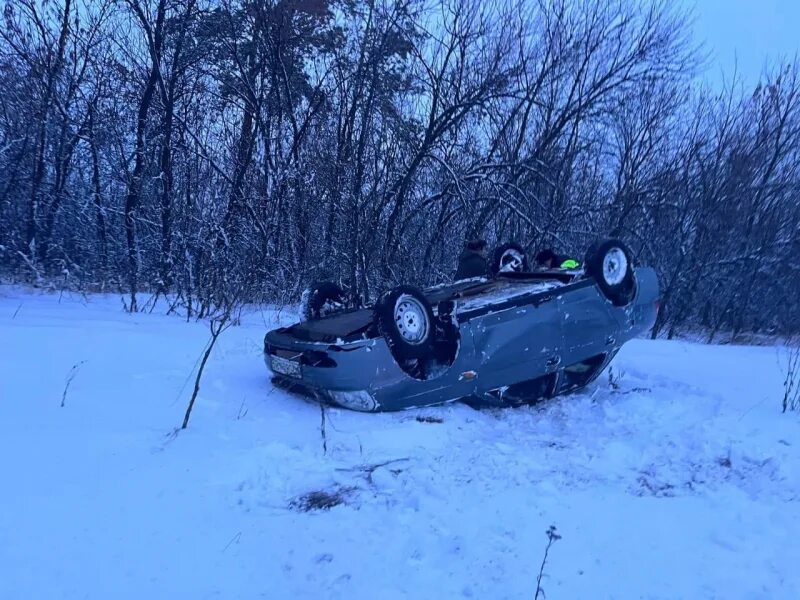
[123,0,167,311]
[0,0,797,339]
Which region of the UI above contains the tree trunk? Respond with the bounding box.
[159,98,175,289]
[88,105,108,282]
[124,0,167,311]
[124,63,159,312]
[27,0,73,262]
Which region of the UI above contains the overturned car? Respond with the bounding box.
[264,239,659,411]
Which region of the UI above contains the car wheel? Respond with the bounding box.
[490,242,529,275]
[585,238,636,306]
[300,281,346,321]
[375,285,435,362]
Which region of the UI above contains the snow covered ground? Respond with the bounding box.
[1,286,798,600]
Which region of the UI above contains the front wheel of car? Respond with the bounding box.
[374,285,435,362]
[585,239,636,306]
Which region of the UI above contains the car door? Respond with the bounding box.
[558,283,619,367]
[374,318,483,410]
[469,293,564,394]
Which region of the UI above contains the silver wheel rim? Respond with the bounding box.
[603,247,628,286]
[394,294,429,344]
[499,248,525,272]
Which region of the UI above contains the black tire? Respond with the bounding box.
[490,242,530,275]
[584,238,636,306]
[374,285,435,362]
[301,281,346,321]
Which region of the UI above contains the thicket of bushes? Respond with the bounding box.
[1,0,798,337]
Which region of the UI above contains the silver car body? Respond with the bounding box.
[264,268,659,411]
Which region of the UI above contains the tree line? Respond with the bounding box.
[0,0,798,338]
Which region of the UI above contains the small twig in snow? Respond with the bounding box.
[608,366,623,391]
[319,402,328,455]
[336,458,411,475]
[182,315,231,429]
[612,386,652,395]
[161,427,181,446]
[170,336,213,407]
[12,302,23,319]
[237,398,248,420]
[222,531,242,553]
[336,458,410,486]
[61,361,87,407]
[535,525,562,600]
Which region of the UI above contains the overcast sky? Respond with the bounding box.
[688,0,799,87]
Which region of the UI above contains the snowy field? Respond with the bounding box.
[1,287,798,600]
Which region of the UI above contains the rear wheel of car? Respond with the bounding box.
[490,242,529,275]
[301,281,346,321]
[375,285,435,362]
[585,239,636,306]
